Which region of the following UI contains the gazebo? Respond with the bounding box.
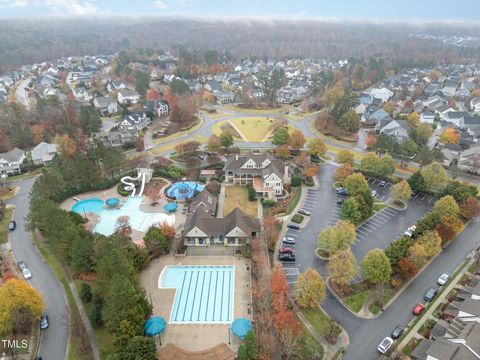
[163,202,178,213]
[105,197,120,208]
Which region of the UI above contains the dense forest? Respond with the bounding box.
[2,18,480,72]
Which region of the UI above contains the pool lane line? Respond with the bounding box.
[227,270,232,321]
[181,270,195,322]
[173,271,188,322]
[220,270,225,321]
[204,271,213,321]
[189,270,201,321]
[212,270,219,321]
[197,270,207,322]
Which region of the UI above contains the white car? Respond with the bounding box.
[437,273,449,286]
[377,337,394,354]
[371,190,378,197]
[282,237,296,245]
[404,224,417,238]
[22,268,32,280]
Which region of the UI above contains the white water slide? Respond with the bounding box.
[121,171,147,197]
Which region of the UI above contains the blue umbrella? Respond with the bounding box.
[144,316,166,336]
[164,202,178,212]
[231,318,252,339]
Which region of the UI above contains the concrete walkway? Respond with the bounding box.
[217,182,225,218]
[397,257,473,352]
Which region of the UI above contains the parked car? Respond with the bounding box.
[17,261,27,271]
[282,237,296,245]
[287,223,300,230]
[424,287,439,302]
[437,273,449,286]
[22,268,32,280]
[336,199,345,205]
[278,253,296,262]
[279,247,294,254]
[404,224,417,238]
[40,315,49,330]
[378,180,387,187]
[391,325,405,339]
[371,190,378,197]
[377,337,394,354]
[8,220,16,231]
[298,209,311,216]
[336,187,348,196]
[412,190,418,197]
[412,303,426,315]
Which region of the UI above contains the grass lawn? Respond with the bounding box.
[152,117,203,145]
[286,188,302,215]
[298,327,324,360]
[0,207,13,244]
[373,202,387,212]
[150,135,207,155]
[212,117,294,142]
[343,290,369,313]
[221,104,289,114]
[301,308,335,336]
[223,186,257,217]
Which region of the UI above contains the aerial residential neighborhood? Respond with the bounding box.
[1,3,480,360]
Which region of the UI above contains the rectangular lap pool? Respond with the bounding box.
[160,265,234,324]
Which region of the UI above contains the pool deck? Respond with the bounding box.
[59,181,186,244]
[140,255,251,352]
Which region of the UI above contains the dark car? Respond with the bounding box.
[8,220,16,231]
[336,187,348,196]
[391,325,405,339]
[40,315,49,330]
[336,199,345,205]
[278,253,296,262]
[412,190,418,197]
[424,287,439,302]
[298,209,311,216]
[287,223,300,230]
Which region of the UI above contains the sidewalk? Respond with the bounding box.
[397,257,472,352]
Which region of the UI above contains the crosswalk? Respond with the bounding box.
[283,267,300,276]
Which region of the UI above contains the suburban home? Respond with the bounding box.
[368,87,394,103]
[363,107,390,125]
[437,105,456,119]
[119,112,150,132]
[378,119,411,143]
[117,89,140,104]
[420,111,436,124]
[471,97,480,113]
[204,80,222,94]
[143,100,169,117]
[107,80,126,93]
[444,111,468,127]
[215,90,235,103]
[99,130,137,148]
[71,87,92,102]
[0,148,26,175]
[183,205,260,247]
[31,142,58,165]
[224,152,291,198]
[457,144,480,174]
[93,96,118,115]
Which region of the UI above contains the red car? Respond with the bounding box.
[412,303,426,315]
[279,247,294,254]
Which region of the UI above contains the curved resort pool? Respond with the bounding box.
[166,181,204,200]
[72,197,174,236]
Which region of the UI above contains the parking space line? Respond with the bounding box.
[356,228,371,236]
[375,212,393,220]
[361,222,381,230]
[371,179,377,184]
[427,198,433,203]
[369,217,386,225]
[421,195,426,200]
[382,208,399,215]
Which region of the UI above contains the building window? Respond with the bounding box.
[198,238,205,245]
[227,238,236,245]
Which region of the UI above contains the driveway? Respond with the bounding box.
[278,164,476,360]
[7,178,69,360]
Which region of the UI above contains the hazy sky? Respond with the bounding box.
[0,0,478,21]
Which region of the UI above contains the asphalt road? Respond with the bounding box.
[281,164,480,360]
[8,178,69,360]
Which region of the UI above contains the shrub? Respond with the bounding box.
[262,199,277,207]
[291,214,304,223]
[247,184,256,201]
[79,283,92,303]
[117,183,130,197]
[291,174,302,187]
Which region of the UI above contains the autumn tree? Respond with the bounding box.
[360,152,378,174]
[384,236,413,268]
[434,195,459,217]
[304,164,319,178]
[435,223,456,245]
[294,268,326,309]
[159,222,176,241]
[421,162,449,193]
[328,250,357,287]
[417,231,442,257]
[360,248,392,284]
[317,220,356,255]
[135,137,145,152]
[440,128,460,144]
[443,214,464,234]
[334,163,354,185]
[337,149,354,165]
[308,137,327,158]
[460,196,480,219]
[340,198,363,225]
[409,243,428,266]
[54,134,77,157]
[344,173,369,195]
[143,226,169,256]
[375,155,396,178]
[337,110,360,133]
[391,180,412,204]
[365,133,377,149]
[274,144,291,158]
[397,257,417,280]
[288,129,306,151]
[407,112,420,127]
[206,134,221,153]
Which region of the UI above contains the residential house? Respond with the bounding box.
[442,83,458,97]
[471,98,480,113]
[118,112,150,132]
[31,142,58,165]
[71,87,92,103]
[378,119,411,143]
[143,100,169,117]
[224,152,290,198]
[437,104,456,119]
[457,144,480,174]
[107,80,126,93]
[0,148,26,175]
[368,87,394,103]
[420,111,436,124]
[215,90,235,103]
[117,89,140,105]
[93,96,118,115]
[99,130,137,148]
[363,107,390,125]
[444,111,468,127]
[183,206,260,247]
[204,80,222,94]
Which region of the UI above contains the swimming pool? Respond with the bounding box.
[72,197,175,235]
[166,181,204,200]
[160,265,234,324]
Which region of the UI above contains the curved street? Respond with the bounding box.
[8,178,69,360]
